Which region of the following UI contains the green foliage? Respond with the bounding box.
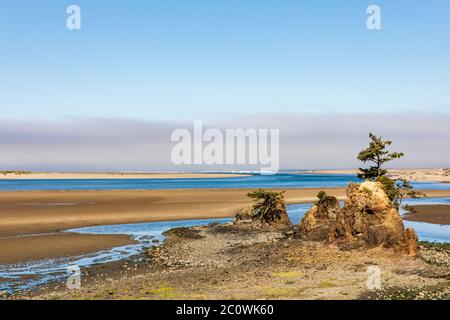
[362,187,373,196]
[403,204,417,214]
[419,241,450,253]
[376,176,397,202]
[357,133,404,180]
[0,170,32,175]
[316,190,338,206]
[394,179,425,207]
[375,171,425,209]
[247,189,286,223]
[357,134,424,208]
[317,190,327,201]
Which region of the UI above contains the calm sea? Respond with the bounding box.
[0,173,449,191]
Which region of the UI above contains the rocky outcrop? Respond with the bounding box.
[274,207,292,228]
[298,181,420,256]
[404,228,420,257]
[297,195,341,241]
[235,204,292,229]
[329,181,407,248]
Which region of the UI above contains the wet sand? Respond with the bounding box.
[0,188,346,265]
[404,205,450,225]
[0,233,137,265]
[0,172,247,180]
[1,188,450,265]
[0,188,349,237]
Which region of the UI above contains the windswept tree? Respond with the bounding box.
[357,133,423,208]
[247,189,287,223]
[357,133,404,180]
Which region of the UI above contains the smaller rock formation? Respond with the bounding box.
[270,205,292,228]
[235,204,292,229]
[297,194,341,241]
[235,189,292,229]
[404,228,420,257]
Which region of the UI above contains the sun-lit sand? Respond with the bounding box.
[310,168,450,183]
[0,188,346,264]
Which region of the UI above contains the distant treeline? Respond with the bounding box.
[0,170,33,175]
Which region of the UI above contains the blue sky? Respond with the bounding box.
[1,0,450,121]
[1,1,450,170]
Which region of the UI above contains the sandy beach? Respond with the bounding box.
[0,188,344,264]
[404,205,450,225]
[0,172,247,180]
[1,188,450,265]
[310,168,450,183]
[0,233,137,265]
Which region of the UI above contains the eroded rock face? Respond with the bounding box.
[329,181,407,248]
[297,196,341,241]
[298,181,420,256]
[274,204,293,228]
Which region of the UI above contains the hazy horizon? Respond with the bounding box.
[1,113,449,171]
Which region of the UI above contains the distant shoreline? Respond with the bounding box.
[0,172,249,180]
[309,168,450,183]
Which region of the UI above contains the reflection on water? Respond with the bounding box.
[400,197,450,243]
[1,198,449,293]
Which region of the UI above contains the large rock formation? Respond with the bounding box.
[298,181,420,257]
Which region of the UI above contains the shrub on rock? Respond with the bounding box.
[239,189,291,228]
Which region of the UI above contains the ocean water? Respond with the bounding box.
[0,173,449,191]
[1,198,449,292]
[400,197,450,243]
